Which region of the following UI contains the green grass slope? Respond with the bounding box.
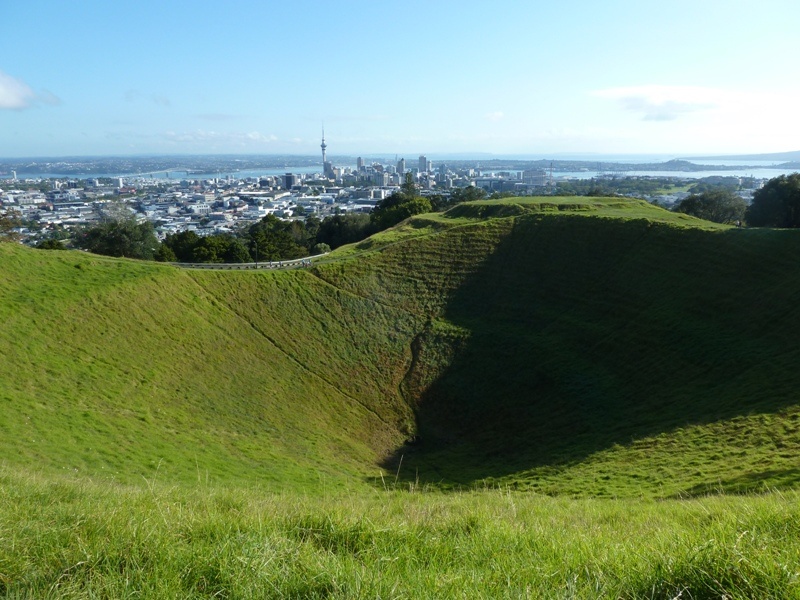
[2,197,800,496]
[317,198,800,496]
[0,246,421,488]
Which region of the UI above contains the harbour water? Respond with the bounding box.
[2,157,798,182]
[2,165,341,181]
[557,167,798,181]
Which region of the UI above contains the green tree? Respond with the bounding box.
[451,186,487,203]
[191,236,228,263]
[247,214,306,260]
[304,216,321,243]
[315,213,375,249]
[163,231,254,263]
[154,243,177,262]
[674,190,747,224]
[370,177,433,230]
[163,230,201,262]
[0,210,22,242]
[287,219,312,250]
[223,238,252,263]
[36,238,67,250]
[371,194,431,229]
[76,217,159,260]
[745,173,800,227]
[427,194,449,212]
[687,177,741,194]
[400,172,418,197]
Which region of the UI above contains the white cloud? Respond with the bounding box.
[159,129,278,146]
[485,111,504,122]
[592,85,720,121]
[585,85,800,154]
[0,71,38,109]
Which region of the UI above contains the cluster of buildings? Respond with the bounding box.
[0,176,373,243]
[0,162,765,245]
[340,153,550,194]
[323,130,553,192]
[24,136,755,248]
[0,136,556,245]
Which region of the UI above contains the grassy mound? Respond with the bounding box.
[1,197,800,496]
[383,215,800,496]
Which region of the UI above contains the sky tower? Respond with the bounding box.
[321,127,334,179]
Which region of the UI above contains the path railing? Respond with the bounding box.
[172,252,329,270]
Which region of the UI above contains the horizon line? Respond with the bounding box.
[2,149,799,162]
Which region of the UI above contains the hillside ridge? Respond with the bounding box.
[2,198,799,496]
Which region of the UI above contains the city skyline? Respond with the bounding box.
[2,0,799,158]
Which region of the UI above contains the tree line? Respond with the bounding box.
[673,173,800,226]
[31,172,800,259]
[554,173,800,227]
[69,212,348,263]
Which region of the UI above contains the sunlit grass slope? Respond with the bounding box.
[0,245,420,488]
[2,196,800,496]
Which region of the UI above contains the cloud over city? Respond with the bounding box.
[159,129,279,146]
[592,85,720,121]
[0,71,60,110]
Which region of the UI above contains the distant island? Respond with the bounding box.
[683,150,800,163]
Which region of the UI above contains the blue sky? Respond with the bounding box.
[2,0,798,158]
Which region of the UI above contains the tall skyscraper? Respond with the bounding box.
[418,155,427,173]
[284,173,298,190]
[397,158,405,175]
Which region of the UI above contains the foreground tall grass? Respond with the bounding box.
[2,469,798,599]
[3,199,800,597]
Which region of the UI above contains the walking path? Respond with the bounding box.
[172,252,328,270]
